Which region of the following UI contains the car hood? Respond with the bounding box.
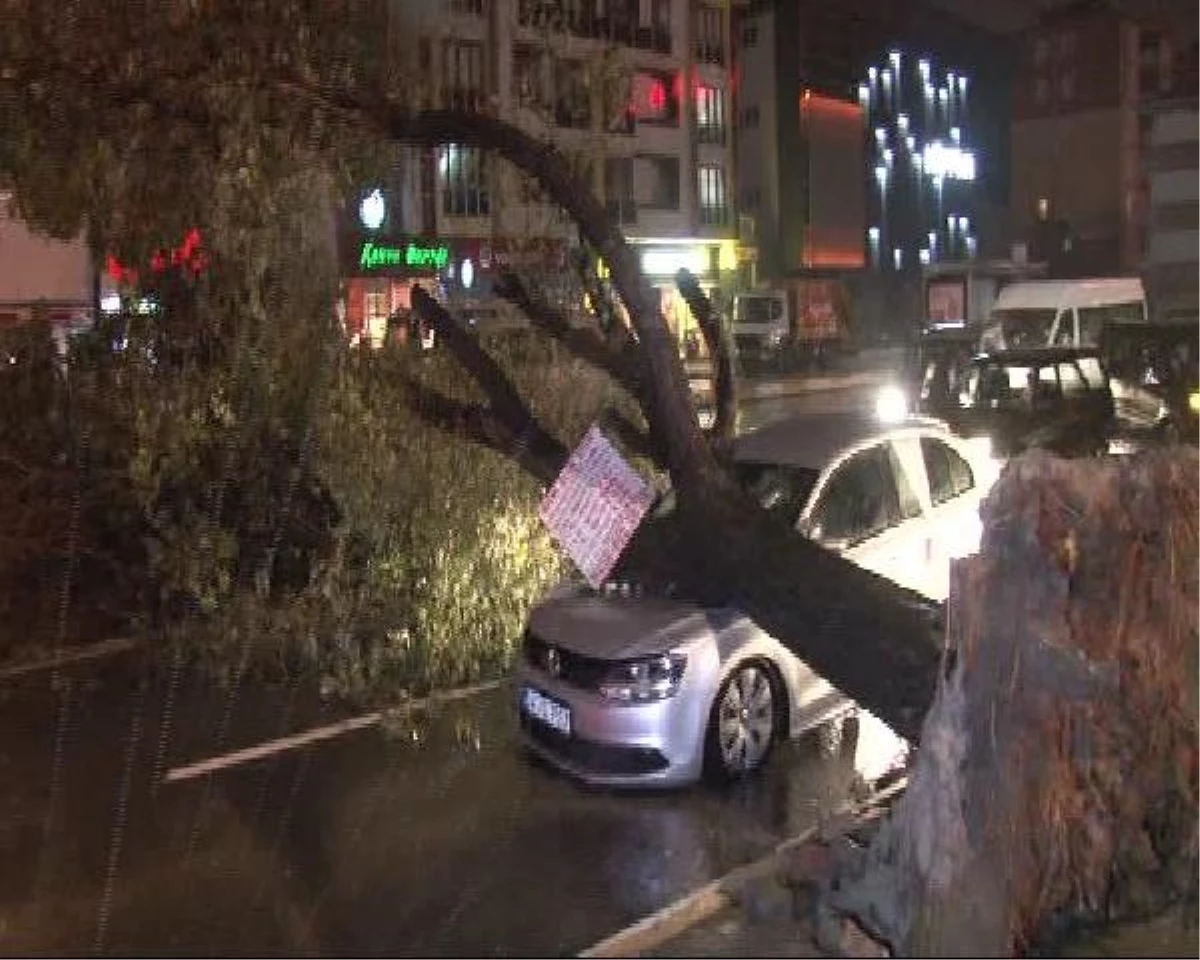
[527,582,724,660]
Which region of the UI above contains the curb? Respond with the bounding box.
[577,777,908,959]
[163,678,506,783]
[0,636,140,680]
[689,371,886,402]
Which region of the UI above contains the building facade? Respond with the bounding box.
[339,0,746,348]
[1011,0,1197,283]
[1143,105,1198,321]
[732,0,1012,341]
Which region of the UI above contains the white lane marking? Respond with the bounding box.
[0,636,139,681]
[163,678,504,784]
[577,776,908,958]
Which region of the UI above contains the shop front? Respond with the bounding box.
[628,239,740,356]
[339,233,452,347]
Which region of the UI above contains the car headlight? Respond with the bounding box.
[1189,391,1199,415]
[598,653,687,703]
[874,384,909,424]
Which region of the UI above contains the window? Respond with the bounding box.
[695,4,724,64]
[632,70,678,125]
[809,444,908,546]
[920,438,974,507]
[741,105,759,128]
[734,463,819,528]
[1035,76,1049,105]
[633,154,679,210]
[449,0,485,14]
[441,144,489,217]
[695,84,726,144]
[1057,361,1087,396]
[555,58,592,128]
[443,41,484,112]
[697,164,727,226]
[741,22,758,47]
[605,156,636,224]
[514,47,546,110]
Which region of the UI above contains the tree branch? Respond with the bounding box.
[493,270,643,402]
[407,288,568,485]
[676,269,738,447]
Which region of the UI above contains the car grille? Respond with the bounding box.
[523,630,610,691]
[521,715,669,776]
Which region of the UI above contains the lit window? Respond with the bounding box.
[695,85,726,144]
[697,164,727,226]
[441,144,490,217]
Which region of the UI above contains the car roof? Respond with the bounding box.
[732,412,951,471]
[991,278,1145,312]
[970,346,1104,366]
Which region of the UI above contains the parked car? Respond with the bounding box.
[915,347,1117,460]
[515,413,993,788]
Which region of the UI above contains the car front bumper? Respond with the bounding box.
[513,653,717,788]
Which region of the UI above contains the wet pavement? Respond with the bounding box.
[0,372,892,957]
[0,649,865,957]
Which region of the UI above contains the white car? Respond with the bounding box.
[515,413,992,787]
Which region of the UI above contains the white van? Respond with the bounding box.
[980,278,1147,351]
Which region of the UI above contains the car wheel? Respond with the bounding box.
[705,661,780,781]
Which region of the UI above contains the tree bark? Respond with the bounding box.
[821,449,1199,955]
[676,268,738,447]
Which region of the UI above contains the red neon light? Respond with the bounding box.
[800,91,863,122]
[106,229,207,286]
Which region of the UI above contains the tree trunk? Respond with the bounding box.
[821,449,1199,956]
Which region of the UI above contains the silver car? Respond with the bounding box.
[515,413,991,787]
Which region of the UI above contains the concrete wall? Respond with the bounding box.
[0,205,94,306]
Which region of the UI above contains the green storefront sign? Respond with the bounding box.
[358,240,450,273]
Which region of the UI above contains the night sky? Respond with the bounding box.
[927,0,1198,35]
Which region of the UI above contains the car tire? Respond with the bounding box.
[703,661,781,783]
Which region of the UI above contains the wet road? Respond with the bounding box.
[0,649,865,957]
[0,371,890,957]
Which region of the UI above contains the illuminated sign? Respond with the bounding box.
[641,247,709,277]
[359,188,386,230]
[358,240,450,272]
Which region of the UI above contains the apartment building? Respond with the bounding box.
[339,0,746,347]
[1011,0,1196,281]
[1142,103,1198,322]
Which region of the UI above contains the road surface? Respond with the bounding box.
[0,369,888,956]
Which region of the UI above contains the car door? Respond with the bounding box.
[915,434,983,601]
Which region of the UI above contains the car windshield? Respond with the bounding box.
[647,462,820,528]
[733,462,821,524]
[967,363,1041,408]
[987,308,1059,349]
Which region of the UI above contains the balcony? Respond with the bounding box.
[634,24,672,54]
[448,0,486,15]
[695,124,726,146]
[445,87,485,113]
[698,205,729,228]
[693,41,725,66]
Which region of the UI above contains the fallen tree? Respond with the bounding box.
[817,449,1199,956]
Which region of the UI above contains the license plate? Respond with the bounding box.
[521,686,572,736]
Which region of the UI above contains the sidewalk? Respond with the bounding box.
[582,781,905,960]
